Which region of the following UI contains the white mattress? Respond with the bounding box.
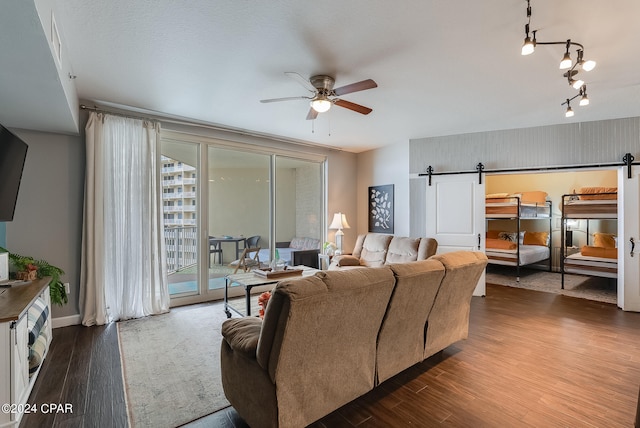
[564,199,617,219]
[485,201,550,218]
[564,253,617,278]
[486,245,550,266]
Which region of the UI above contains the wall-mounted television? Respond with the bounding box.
[0,124,28,222]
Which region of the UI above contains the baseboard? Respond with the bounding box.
[52,314,82,328]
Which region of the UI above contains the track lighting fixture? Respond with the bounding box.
[521,0,597,116]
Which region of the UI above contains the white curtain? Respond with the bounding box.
[81,112,169,326]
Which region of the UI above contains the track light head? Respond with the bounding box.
[565,99,574,118]
[582,59,596,72]
[522,37,535,55]
[571,78,584,90]
[559,41,572,69]
[579,86,590,106]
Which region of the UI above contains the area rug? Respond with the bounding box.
[117,304,230,427]
[486,265,617,304]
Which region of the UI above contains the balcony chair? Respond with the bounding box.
[245,235,260,248]
[229,247,261,274]
[209,237,223,267]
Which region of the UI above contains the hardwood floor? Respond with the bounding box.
[22,284,640,427]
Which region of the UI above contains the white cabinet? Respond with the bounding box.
[0,280,51,427]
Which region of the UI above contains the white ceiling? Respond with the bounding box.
[2,0,640,153]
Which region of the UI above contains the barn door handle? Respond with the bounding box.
[478,233,481,250]
[631,237,635,257]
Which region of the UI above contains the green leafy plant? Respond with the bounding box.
[0,247,67,306]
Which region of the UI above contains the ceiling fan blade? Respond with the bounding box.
[334,99,373,115]
[306,108,319,120]
[333,79,377,96]
[260,96,310,103]
[285,72,316,93]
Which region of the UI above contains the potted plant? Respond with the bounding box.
[0,247,67,306]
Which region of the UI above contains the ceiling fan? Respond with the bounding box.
[260,72,377,120]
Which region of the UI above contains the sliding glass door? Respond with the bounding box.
[161,132,325,306]
[160,139,200,300]
[206,147,270,299]
[274,156,323,264]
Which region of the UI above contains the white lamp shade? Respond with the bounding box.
[329,212,350,230]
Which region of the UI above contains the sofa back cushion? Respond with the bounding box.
[257,267,396,427]
[351,234,367,259]
[423,251,488,358]
[417,238,438,260]
[385,236,421,263]
[377,260,446,383]
[289,237,321,250]
[359,233,393,267]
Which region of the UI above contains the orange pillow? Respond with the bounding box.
[486,230,503,239]
[593,233,616,248]
[523,231,548,246]
[581,246,617,259]
[486,238,517,250]
[520,191,548,204]
[578,187,617,200]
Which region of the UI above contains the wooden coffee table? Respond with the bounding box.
[224,266,319,318]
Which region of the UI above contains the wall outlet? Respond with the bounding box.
[64,282,70,294]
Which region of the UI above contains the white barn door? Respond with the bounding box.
[426,174,486,296]
[619,166,640,311]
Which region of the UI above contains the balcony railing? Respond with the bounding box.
[164,226,197,273]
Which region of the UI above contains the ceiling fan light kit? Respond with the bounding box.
[521,0,596,117]
[310,98,332,113]
[261,72,377,120]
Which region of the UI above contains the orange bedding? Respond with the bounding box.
[486,238,517,250]
[578,187,617,200]
[581,245,617,259]
[486,190,548,204]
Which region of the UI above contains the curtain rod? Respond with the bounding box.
[79,104,343,153]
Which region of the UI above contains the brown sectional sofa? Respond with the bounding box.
[220,250,488,428]
[329,233,438,269]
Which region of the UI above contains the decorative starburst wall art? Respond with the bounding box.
[368,184,394,233]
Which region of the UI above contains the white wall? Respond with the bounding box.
[7,128,84,320]
[326,150,358,252]
[356,141,410,240]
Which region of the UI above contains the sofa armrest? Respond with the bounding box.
[221,317,263,359]
[331,254,361,267]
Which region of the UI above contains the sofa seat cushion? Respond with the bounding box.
[385,236,421,263]
[359,233,393,267]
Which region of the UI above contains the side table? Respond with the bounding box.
[318,254,332,270]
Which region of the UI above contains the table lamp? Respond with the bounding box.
[329,212,350,255]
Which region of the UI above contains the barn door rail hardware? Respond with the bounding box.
[419,153,638,186]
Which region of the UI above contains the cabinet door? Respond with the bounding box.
[11,315,29,412]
